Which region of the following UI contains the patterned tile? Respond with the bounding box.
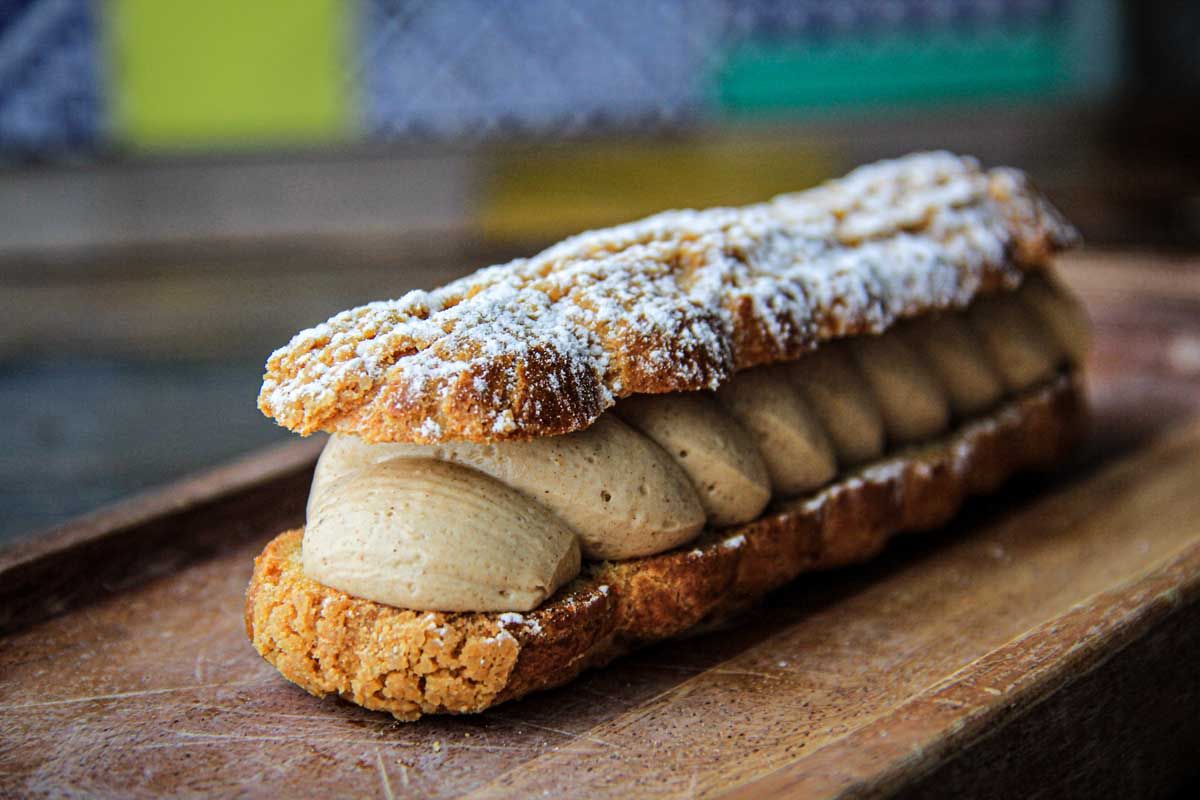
[0,0,1077,151]
[0,0,102,153]
[358,0,725,139]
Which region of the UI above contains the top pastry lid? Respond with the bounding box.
[257,152,1078,444]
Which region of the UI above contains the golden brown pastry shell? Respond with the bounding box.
[246,371,1086,721]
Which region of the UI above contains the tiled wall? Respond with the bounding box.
[0,0,1116,155]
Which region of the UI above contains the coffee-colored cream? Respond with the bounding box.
[900,314,1004,416]
[851,331,950,444]
[717,366,837,495]
[308,432,376,516]
[968,292,1063,391]
[302,286,1085,615]
[314,414,705,561]
[1018,274,1090,365]
[304,458,580,612]
[616,392,771,527]
[785,342,885,466]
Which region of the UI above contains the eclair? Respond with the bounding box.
[246,152,1087,721]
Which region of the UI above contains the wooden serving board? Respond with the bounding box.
[2,252,1199,799]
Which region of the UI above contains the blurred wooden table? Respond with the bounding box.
[1,250,1199,798]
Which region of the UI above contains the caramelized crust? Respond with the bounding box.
[257,154,1076,444]
[246,372,1085,720]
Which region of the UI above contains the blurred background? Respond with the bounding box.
[1,0,1198,543]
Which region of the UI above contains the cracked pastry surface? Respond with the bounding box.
[257,152,1075,445]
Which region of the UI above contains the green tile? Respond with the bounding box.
[714,27,1068,114]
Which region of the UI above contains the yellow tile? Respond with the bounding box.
[109,0,350,149]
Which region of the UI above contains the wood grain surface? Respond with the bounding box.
[2,251,1199,799]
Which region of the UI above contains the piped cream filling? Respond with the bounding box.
[303,279,1086,612]
[304,459,580,612]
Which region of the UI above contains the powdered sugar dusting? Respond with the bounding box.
[498,611,544,635]
[259,152,1075,442]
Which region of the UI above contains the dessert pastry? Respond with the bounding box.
[246,152,1087,720]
